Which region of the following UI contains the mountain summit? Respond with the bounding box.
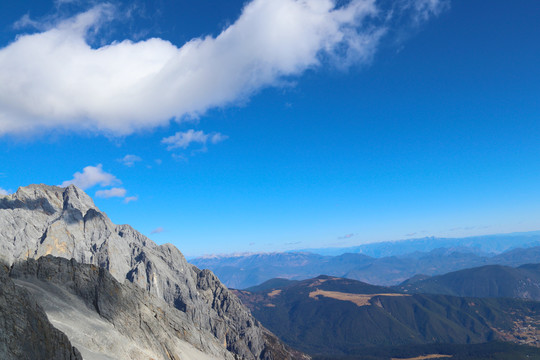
[0,184,304,360]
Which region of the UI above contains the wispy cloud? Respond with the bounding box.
[338,233,355,240]
[119,154,142,167]
[151,227,164,234]
[0,187,9,196]
[0,0,448,136]
[60,164,120,190]
[162,129,228,151]
[285,241,302,246]
[448,225,489,232]
[95,187,127,198]
[123,195,138,204]
[13,14,44,31]
[406,0,450,24]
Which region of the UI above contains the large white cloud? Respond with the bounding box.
[0,0,448,136]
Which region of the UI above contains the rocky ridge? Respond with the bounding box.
[10,255,234,360]
[0,262,82,360]
[0,184,304,360]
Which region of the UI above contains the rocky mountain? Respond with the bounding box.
[192,246,540,289]
[9,255,235,360]
[233,275,540,357]
[0,184,305,360]
[397,263,540,300]
[0,262,82,360]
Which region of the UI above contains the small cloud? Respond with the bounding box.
[338,233,355,240]
[13,14,42,30]
[249,242,255,246]
[408,0,450,24]
[210,133,229,144]
[0,187,9,196]
[151,227,164,234]
[95,187,126,198]
[61,164,120,190]
[162,130,207,150]
[123,195,138,204]
[405,232,417,237]
[155,159,162,165]
[162,129,228,151]
[119,154,142,167]
[172,153,188,162]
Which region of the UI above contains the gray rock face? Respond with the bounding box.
[0,262,82,360]
[10,256,235,360]
[0,184,303,360]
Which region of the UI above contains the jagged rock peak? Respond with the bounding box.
[1,183,96,215]
[0,183,307,360]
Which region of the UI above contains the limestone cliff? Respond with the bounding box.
[0,262,82,360]
[10,256,235,360]
[0,184,305,360]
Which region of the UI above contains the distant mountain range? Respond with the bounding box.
[233,275,540,358]
[299,231,540,257]
[192,245,540,289]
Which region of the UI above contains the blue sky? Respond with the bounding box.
[0,0,539,257]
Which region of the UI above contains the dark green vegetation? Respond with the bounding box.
[193,245,540,289]
[245,278,299,292]
[233,276,540,357]
[312,342,540,360]
[397,263,540,300]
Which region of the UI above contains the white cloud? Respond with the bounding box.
[408,0,450,23]
[162,129,228,150]
[151,227,164,234]
[0,187,9,196]
[119,154,142,167]
[95,187,127,198]
[60,164,120,190]
[123,195,138,204]
[13,14,43,31]
[0,0,447,136]
[210,133,229,144]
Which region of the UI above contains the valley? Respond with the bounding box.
[234,275,540,358]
